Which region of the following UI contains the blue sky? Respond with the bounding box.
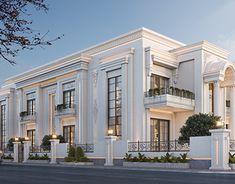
[1,0,235,85]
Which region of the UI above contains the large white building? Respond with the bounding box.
[0,27,235,159]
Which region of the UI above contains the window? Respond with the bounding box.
[150,74,169,90]
[150,118,169,142]
[209,83,214,113]
[63,89,75,108]
[0,105,6,150]
[26,93,36,115]
[108,75,122,136]
[27,129,35,147]
[63,125,75,146]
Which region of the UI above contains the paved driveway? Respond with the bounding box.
[0,164,235,184]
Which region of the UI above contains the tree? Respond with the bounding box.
[0,0,62,64]
[41,135,65,146]
[179,113,220,141]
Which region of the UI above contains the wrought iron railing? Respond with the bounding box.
[74,143,94,153]
[145,87,195,100]
[128,140,190,152]
[30,145,51,153]
[2,146,14,153]
[230,140,235,152]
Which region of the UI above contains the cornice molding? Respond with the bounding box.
[170,41,229,59]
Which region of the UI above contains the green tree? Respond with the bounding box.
[0,0,62,64]
[179,113,220,141]
[41,135,65,146]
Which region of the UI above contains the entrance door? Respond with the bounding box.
[150,118,169,151]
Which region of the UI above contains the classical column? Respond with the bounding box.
[230,87,235,140]
[213,81,220,116]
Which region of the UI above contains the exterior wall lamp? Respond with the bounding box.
[107,129,114,136]
[52,134,57,139]
[14,137,19,142]
[216,120,225,129]
[24,136,29,141]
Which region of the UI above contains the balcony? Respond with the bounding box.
[55,104,76,117]
[144,87,195,112]
[20,111,36,124]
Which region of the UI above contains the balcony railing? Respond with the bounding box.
[145,87,195,100]
[19,112,36,122]
[128,140,190,152]
[30,145,51,153]
[71,143,94,153]
[55,104,76,116]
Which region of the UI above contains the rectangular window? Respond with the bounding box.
[0,104,6,150]
[108,75,122,136]
[63,125,75,146]
[26,93,36,115]
[63,89,75,108]
[150,118,169,142]
[209,83,214,113]
[27,129,35,147]
[150,74,169,90]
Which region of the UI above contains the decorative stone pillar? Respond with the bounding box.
[230,87,235,140]
[13,142,20,163]
[209,129,231,170]
[104,136,117,166]
[49,139,60,164]
[213,81,220,116]
[23,141,31,163]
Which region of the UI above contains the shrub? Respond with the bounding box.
[41,135,65,147]
[64,157,75,162]
[179,113,220,141]
[75,147,85,162]
[68,146,76,158]
[229,153,235,163]
[64,146,89,162]
[123,152,188,163]
[28,153,49,160]
[1,154,13,160]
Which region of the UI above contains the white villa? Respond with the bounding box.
[0,27,235,160]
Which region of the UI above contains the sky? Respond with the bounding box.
[1,0,235,85]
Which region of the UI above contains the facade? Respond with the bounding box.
[0,27,235,159]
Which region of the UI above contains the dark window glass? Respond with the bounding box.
[108,75,122,136]
[0,105,6,150]
[27,129,35,147]
[63,89,75,108]
[27,99,36,115]
[63,125,75,146]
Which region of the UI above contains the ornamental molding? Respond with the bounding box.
[170,40,229,59]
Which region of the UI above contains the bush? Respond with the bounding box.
[75,147,85,162]
[179,113,220,141]
[28,153,49,160]
[68,146,76,158]
[1,154,13,160]
[64,146,89,162]
[41,135,65,147]
[123,152,188,163]
[229,153,235,164]
[64,157,75,162]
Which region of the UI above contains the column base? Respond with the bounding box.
[104,163,114,166]
[209,166,231,170]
